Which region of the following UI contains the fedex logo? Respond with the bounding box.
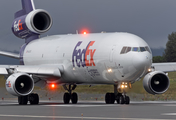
[14,19,23,32]
[6,81,11,88]
[72,41,96,67]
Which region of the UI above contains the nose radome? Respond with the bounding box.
[132,54,150,70]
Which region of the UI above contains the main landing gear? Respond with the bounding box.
[63,84,78,104]
[18,93,39,105]
[105,84,130,105]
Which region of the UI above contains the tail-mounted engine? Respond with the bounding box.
[143,71,170,95]
[12,9,52,40]
[5,73,34,96]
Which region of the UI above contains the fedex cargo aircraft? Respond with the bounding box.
[0,0,174,105]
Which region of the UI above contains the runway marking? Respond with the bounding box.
[163,104,176,106]
[42,104,119,107]
[0,114,174,120]
[162,113,176,116]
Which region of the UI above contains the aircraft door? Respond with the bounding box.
[109,45,116,62]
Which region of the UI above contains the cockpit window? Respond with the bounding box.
[140,47,146,52]
[126,47,131,53]
[132,47,138,51]
[120,47,127,54]
[120,46,151,54]
[145,46,151,53]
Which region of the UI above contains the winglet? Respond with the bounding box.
[15,0,35,18]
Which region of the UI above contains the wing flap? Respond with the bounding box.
[0,68,8,75]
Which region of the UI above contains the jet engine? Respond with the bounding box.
[5,73,34,96]
[143,71,169,95]
[12,9,52,39]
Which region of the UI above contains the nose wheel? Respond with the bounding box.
[116,93,130,104]
[63,84,78,104]
[105,84,130,105]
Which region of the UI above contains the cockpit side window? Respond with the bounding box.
[120,47,127,54]
[145,46,151,53]
[126,47,131,53]
[140,47,146,52]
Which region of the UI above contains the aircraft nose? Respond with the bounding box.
[132,53,151,70]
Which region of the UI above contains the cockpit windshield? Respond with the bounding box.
[120,46,151,54]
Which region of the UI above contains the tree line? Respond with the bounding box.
[153,32,176,63]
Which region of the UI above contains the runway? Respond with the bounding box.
[0,100,176,120]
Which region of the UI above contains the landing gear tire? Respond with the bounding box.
[125,96,130,104]
[63,93,70,104]
[29,93,39,105]
[105,93,115,104]
[18,96,28,105]
[119,96,125,104]
[71,92,78,104]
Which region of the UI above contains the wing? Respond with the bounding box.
[152,63,176,72]
[0,65,64,84]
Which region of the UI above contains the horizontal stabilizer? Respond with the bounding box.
[0,51,20,59]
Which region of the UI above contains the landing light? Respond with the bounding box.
[120,82,128,89]
[121,85,124,88]
[108,69,112,72]
[83,32,87,35]
[148,68,151,72]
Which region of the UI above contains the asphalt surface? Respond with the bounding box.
[0,100,176,120]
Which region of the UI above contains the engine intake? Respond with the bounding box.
[26,9,52,34]
[143,71,170,95]
[12,9,52,39]
[6,73,34,96]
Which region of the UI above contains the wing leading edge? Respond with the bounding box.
[152,63,176,72]
[0,65,64,78]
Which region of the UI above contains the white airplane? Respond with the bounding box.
[0,0,173,105]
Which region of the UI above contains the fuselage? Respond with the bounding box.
[22,32,152,84]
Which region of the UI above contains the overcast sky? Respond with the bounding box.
[0,0,176,52]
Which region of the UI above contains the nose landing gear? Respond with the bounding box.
[105,84,130,105]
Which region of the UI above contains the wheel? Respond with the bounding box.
[105,93,115,104]
[71,92,78,104]
[119,96,125,104]
[105,93,110,104]
[110,93,115,104]
[18,96,28,105]
[63,93,70,104]
[125,96,130,104]
[29,93,39,105]
[116,93,122,104]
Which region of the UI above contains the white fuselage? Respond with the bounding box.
[23,32,152,84]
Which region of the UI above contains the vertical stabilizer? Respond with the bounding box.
[15,0,35,18]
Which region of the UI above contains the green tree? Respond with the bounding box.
[163,32,176,62]
[153,56,165,63]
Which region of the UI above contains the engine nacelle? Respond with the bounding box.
[143,71,170,95]
[12,9,52,39]
[5,73,34,96]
